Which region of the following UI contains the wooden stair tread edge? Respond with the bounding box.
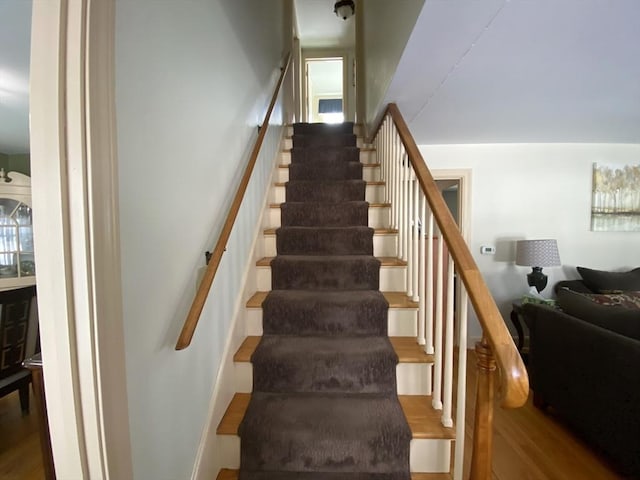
[269,202,390,208]
[278,162,380,168]
[216,393,250,435]
[274,181,385,187]
[235,336,433,364]
[246,291,418,309]
[217,393,454,440]
[283,146,377,152]
[284,122,365,127]
[256,256,407,267]
[398,395,456,440]
[217,470,451,480]
[263,227,398,235]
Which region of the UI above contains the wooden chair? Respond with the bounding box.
[0,286,38,414]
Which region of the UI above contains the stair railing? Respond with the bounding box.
[175,52,292,350]
[371,104,529,480]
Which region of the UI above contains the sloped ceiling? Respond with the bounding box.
[0,0,31,154]
[384,0,640,144]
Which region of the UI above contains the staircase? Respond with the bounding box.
[215,123,455,479]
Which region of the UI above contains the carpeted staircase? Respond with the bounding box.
[238,122,412,479]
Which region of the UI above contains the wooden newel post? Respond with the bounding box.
[469,337,496,480]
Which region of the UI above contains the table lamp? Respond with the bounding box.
[515,239,561,293]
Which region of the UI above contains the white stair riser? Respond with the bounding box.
[272,184,385,204]
[279,150,376,165]
[245,308,418,337]
[410,439,452,473]
[218,436,241,469]
[262,233,397,257]
[286,125,364,137]
[267,206,390,229]
[284,137,368,149]
[275,166,380,183]
[218,434,452,473]
[234,362,431,396]
[256,265,406,291]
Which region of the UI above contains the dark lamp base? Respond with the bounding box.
[527,267,548,293]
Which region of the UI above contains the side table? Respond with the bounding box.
[510,301,528,362]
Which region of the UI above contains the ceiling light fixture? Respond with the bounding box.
[334,0,355,20]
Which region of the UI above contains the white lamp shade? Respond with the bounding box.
[515,239,561,267]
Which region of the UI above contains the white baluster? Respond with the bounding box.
[412,174,420,303]
[378,119,383,182]
[402,150,409,264]
[397,141,405,260]
[442,255,455,428]
[417,192,426,346]
[425,212,434,355]
[453,284,469,480]
[406,166,413,297]
[382,119,388,202]
[432,229,444,411]
[390,128,397,229]
[394,136,401,232]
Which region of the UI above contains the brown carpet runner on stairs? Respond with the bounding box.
[238,122,412,479]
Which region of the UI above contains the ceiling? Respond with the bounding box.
[385,0,640,144]
[0,0,31,154]
[295,0,355,48]
[3,0,639,151]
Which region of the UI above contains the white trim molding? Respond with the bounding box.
[30,0,132,478]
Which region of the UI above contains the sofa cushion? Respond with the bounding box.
[556,288,640,340]
[576,266,640,293]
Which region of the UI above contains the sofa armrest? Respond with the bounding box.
[523,303,640,474]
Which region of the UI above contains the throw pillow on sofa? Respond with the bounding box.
[571,291,640,310]
[556,288,640,341]
[576,266,640,293]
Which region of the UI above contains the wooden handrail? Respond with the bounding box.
[175,53,292,350]
[374,103,529,408]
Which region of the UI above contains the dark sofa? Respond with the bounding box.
[522,267,640,477]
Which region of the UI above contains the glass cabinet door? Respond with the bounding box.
[0,198,34,279]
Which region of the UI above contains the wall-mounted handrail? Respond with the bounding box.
[175,52,292,350]
[370,103,529,407]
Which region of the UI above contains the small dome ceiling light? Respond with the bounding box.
[334,0,355,20]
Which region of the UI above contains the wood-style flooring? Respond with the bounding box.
[0,351,626,479]
[0,390,44,480]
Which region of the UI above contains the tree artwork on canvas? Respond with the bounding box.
[591,163,640,231]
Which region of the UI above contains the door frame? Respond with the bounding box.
[30,0,132,477]
[302,49,351,123]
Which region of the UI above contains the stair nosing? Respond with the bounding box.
[217,469,452,480]
[217,392,455,440]
[270,202,390,208]
[234,335,433,364]
[256,256,407,267]
[263,226,397,235]
[279,162,380,169]
[246,291,418,309]
[274,181,385,187]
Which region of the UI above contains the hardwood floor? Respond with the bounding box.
[0,352,626,479]
[0,390,44,480]
[462,351,625,480]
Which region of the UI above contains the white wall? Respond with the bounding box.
[361,0,425,129]
[115,1,283,478]
[422,143,640,340]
